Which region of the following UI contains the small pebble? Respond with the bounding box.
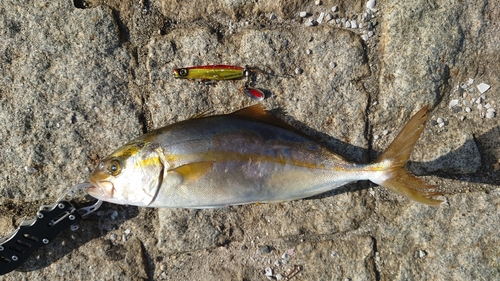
[477,83,490,93]
[265,267,273,276]
[282,253,290,260]
[110,210,118,220]
[109,233,118,241]
[259,245,272,254]
[276,274,284,281]
[486,108,496,119]
[124,229,131,235]
[465,107,471,113]
[269,13,276,20]
[436,117,444,124]
[361,34,369,41]
[315,0,322,5]
[24,166,38,174]
[306,49,312,54]
[374,135,380,140]
[332,6,338,12]
[366,0,376,10]
[449,99,459,108]
[304,18,316,26]
[368,30,374,37]
[295,68,303,75]
[325,13,333,22]
[418,250,427,258]
[350,20,358,28]
[475,97,482,104]
[299,11,307,18]
[477,104,483,110]
[382,129,389,136]
[329,62,337,68]
[460,116,466,121]
[467,78,474,85]
[438,122,445,128]
[317,12,325,24]
[345,21,351,28]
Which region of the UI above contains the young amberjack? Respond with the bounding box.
[87,105,442,207]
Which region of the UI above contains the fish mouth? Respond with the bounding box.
[87,179,115,199]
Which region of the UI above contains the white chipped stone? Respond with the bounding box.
[485,103,492,109]
[467,78,474,85]
[475,97,482,104]
[269,13,276,20]
[477,104,483,110]
[361,34,369,41]
[306,49,312,54]
[305,18,316,26]
[486,110,496,119]
[332,6,338,12]
[329,62,337,68]
[351,20,358,28]
[438,122,445,128]
[460,116,466,121]
[299,11,307,17]
[418,250,427,258]
[449,99,459,108]
[335,18,341,24]
[366,0,376,10]
[317,12,325,23]
[315,0,322,5]
[368,30,374,37]
[325,13,333,22]
[382,129,389,135]
[487,107,495,113]
[437,117,444,124]
[265,267,273,276]
[465,107,471,113]
[345,21,351,28]
[276,274,283,281]
[295,68,303,74]
[477,83,490,93]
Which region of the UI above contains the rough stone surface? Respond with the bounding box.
[1,0,499,280]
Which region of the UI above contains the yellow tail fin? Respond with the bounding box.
[373,106,443,206]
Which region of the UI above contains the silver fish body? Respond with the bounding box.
[87,105,442,207]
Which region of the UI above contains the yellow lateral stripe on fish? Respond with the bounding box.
[87,104,442,208]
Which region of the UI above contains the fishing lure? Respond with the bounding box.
[173,64,250,81]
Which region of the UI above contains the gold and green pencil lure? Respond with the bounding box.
[173,65,249,81]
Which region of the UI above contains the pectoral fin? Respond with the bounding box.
[169,161,214,184]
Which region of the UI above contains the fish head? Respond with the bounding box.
[88,143,163,206]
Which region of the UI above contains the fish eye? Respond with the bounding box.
[178,68,188,76]
[107,160,122,176]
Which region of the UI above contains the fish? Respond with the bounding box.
[87,104,442,207]
[172,65,247,81]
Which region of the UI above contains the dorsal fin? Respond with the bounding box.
[231,104,301,133]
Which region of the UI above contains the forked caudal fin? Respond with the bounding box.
[370,106,443,206]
